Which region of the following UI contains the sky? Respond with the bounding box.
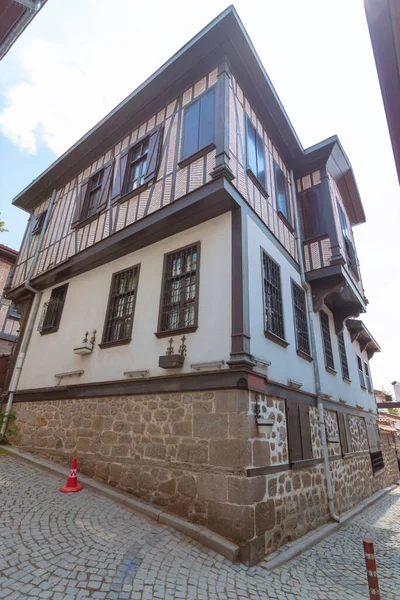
[0,0,399,391]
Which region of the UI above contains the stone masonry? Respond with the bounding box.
[11,389,400,565]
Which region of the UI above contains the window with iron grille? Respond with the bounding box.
[181,89,215,161]
[262,252,285,342]
[102,266,140,345]
[124,138,149,194]
[32,210,47,235]
[357,355,366,388]
[337,331,350,380]
[246,119,266,190]
[81,169,104,220]
[158,244,199,334]
[38,284,68,334]
[337,201,359,280]
[291,281,310,357]
[320,310,335,371]
[364,361,373,392]
[274,162,291,223]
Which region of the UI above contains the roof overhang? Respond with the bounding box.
[346,318,381,359]
[365,0,400,184]
[0,0,46,61]
[0,244,18,265]
[12,6,305,213]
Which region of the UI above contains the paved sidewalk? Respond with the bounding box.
[1,454,400,599]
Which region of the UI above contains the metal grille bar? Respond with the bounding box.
[262,252,284,340]
[102,266,140,344]
[38,285,68,333]
[320,310,334,370]
[291,281,310,356]
[364,361,373,392]
[337,331,349,379]
[160,244,198,333]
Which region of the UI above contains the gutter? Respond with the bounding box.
[290,170,340,523]
[1,189,56,438]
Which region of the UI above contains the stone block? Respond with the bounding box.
[255,499,276,535]
[228,476,266,505]
[158,478,176,494]
[77,438,91,452]
[239,535,266,566]
[111,445,129,457]
[177,443,208,464]
[228,413,257,438]
[144,444,166,460]
[253,440,271,467]
[210,440,251,468]
[208,502,254,542]
[268,477,277,498]
[172,421,193,436]
[197,473,228,502]
[193,414,228,439]
[177,475,197,497]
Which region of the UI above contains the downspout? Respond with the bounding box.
[1,189,57,438]
[290,171,340,523]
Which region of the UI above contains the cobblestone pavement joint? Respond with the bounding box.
[1,454,400,599]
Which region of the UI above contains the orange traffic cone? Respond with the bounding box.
[59,457,83,493]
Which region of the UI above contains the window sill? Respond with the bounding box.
[343,376,351,384]
[342,450,370,459]
[178,143,215,169]
[155,326,198,339]
[373,468,385,477]
[368,390,374,395]
[325,366,337,376]
[98,338,131,349]
[291,458,322,470]
[361,385,367,391]
[277,210,294,233]
[40,327,59,336]
[112,181,150,206]
[247,169,269,199]
[264,330,289,348]
[296,349,313,362]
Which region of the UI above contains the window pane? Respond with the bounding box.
[338,331,349,379]
[247,120,257,176]
[276,166,289,219]
[256,134,266,188]
[199,89,215,150]
[102,267,139,343]
[182,99,200,159]
[292,281,310,356]
[320,311,334,370]
[263,253,284,340]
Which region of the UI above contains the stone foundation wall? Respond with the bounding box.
[11,391,399,565]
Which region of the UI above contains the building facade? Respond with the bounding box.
[4,7,397,564]
[0,245,20,390]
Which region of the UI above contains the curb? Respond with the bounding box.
[261,483,398,571]
[2,446,239,563]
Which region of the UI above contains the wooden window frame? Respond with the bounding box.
[99,264,141,348]
[337,411,353,455]
[38,284,68,335]
[122,137,150,196]
[364,361,373,393]
[156,242,201,338]
[31,210,47,236]
[320,310,335,373]
[80,168,105,222]
[286,400,314,464]
[274,161,292,230]
[291,280,311,359]
[261,249,287,347]
[72,159,114,229]
[179,88,216,167]
[337,330,350,381]
[357,355,366,389]
[245,117,268,196]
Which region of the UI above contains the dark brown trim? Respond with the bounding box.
[39,327,60,336]
[264,331,289,348]
[178,143,216,169]
[291,458,324,470]
[113,181,149,206]
[210,59,234,182]
[296,349,313,362]
[246,463,290,477]
[155,326,198,339]
[343,376,351,384]
[247,169,269,199]
[322,397,377,419]
[98,339,131,349]
[325,366,337,376]
[73,211,104,231]
[277,210,294,233]
[342,450,370,459]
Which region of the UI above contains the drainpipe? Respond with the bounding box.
[290,171,340,523]
[1,189,57,438]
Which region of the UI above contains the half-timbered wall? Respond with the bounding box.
[228,73,297,262]
[11,69,219,290]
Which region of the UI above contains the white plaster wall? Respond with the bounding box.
[18,214,231,390]
[247,216,316,395]
[313,306,377,412]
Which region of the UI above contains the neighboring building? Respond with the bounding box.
[364,0,400,183]
[0,0,47,61]
[4,7,397,564]
[0,245,20,390]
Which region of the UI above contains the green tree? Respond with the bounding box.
[0,213,8,233]
[389,408,399,416]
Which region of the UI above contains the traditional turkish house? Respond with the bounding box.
[5,7,398,564]
[0,244,20,390]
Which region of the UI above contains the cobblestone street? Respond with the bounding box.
[1,454,400,599]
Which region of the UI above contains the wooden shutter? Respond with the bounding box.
[199,88,215,150]
[143,124,164,185]
[246,118,257,175]
[111,149,129,202]
[287,401,302,462]
[299,403,313,460]
[71,179,89,228]
[182,99,200,160]
[337,412,348,455]
[96,160,114,213]
[365,418,381,453]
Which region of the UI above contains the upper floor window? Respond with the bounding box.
[357,355,366,388]
[125,138,149,193]
[262,252,285,344]
[32,210,47,235]
[158,244,200,335]
[101,266,140,346]
[181,89,215,162]
[246,119,266,190]
[291,281,310,357]
[364,361,373,392]
[337,331,350,381]
[320,310,335,372]
[337,201,359,279]
[274,162,291,223]
[72,160,113,228]
[38,284,68,335]
[81,170,105,221]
